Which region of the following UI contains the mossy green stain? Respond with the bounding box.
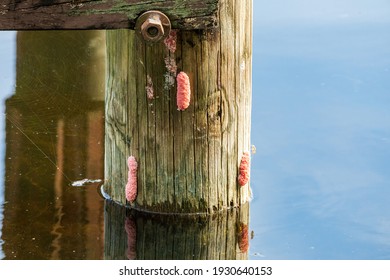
[67,0,219,29]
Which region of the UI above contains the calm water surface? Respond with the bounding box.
[1,1,390,260]
[250,0,390,259]
[0,31,106,259]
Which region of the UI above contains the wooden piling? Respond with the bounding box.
[104,0,252,214]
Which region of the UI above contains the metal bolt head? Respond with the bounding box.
[141,17,164,42]
[136,11,171,43]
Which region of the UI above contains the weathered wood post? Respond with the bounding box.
[104,0,253,214]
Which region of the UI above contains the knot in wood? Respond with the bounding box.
[136,11,171,43]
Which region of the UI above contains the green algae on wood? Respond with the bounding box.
[0,0,219,30]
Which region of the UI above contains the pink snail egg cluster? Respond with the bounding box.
[125,156,138,202]
[238,152,250,186]
[176,71,191,111]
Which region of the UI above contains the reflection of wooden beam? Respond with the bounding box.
[51,119,65,260]
[85,110,105,259]
[0,0,219,30]
[87,110,104,179]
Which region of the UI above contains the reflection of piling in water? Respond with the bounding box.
[104,199,250,260]
[124,216,137,260]
[15,31,105,101]
[2,31,106,259]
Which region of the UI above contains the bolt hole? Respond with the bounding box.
[147,26,159,37]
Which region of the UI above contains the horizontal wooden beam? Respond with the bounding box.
[0,0,219,30]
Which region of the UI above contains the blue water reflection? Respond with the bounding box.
[250,1,390,259]
[0,31,16,260]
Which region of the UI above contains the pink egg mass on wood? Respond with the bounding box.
[238,223,249,253]
[125,156,138,202]
[176,71,191,111]
[238,152,250,186]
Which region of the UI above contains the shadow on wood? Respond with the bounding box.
[104,199,250,260]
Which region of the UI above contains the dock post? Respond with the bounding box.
[104,0,252,214]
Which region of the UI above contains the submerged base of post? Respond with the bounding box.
[104,0,252,214]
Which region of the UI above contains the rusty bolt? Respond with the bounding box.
[141,17,164,42]
[135,11,171,43]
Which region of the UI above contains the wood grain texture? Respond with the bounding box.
[0,0,218,30]
[104,0,252,214]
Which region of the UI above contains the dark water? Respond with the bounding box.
[1,1,390,260]
[0,31,106,259]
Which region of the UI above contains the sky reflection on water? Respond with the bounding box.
[250,0,390,259]
[0,31,16,260]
